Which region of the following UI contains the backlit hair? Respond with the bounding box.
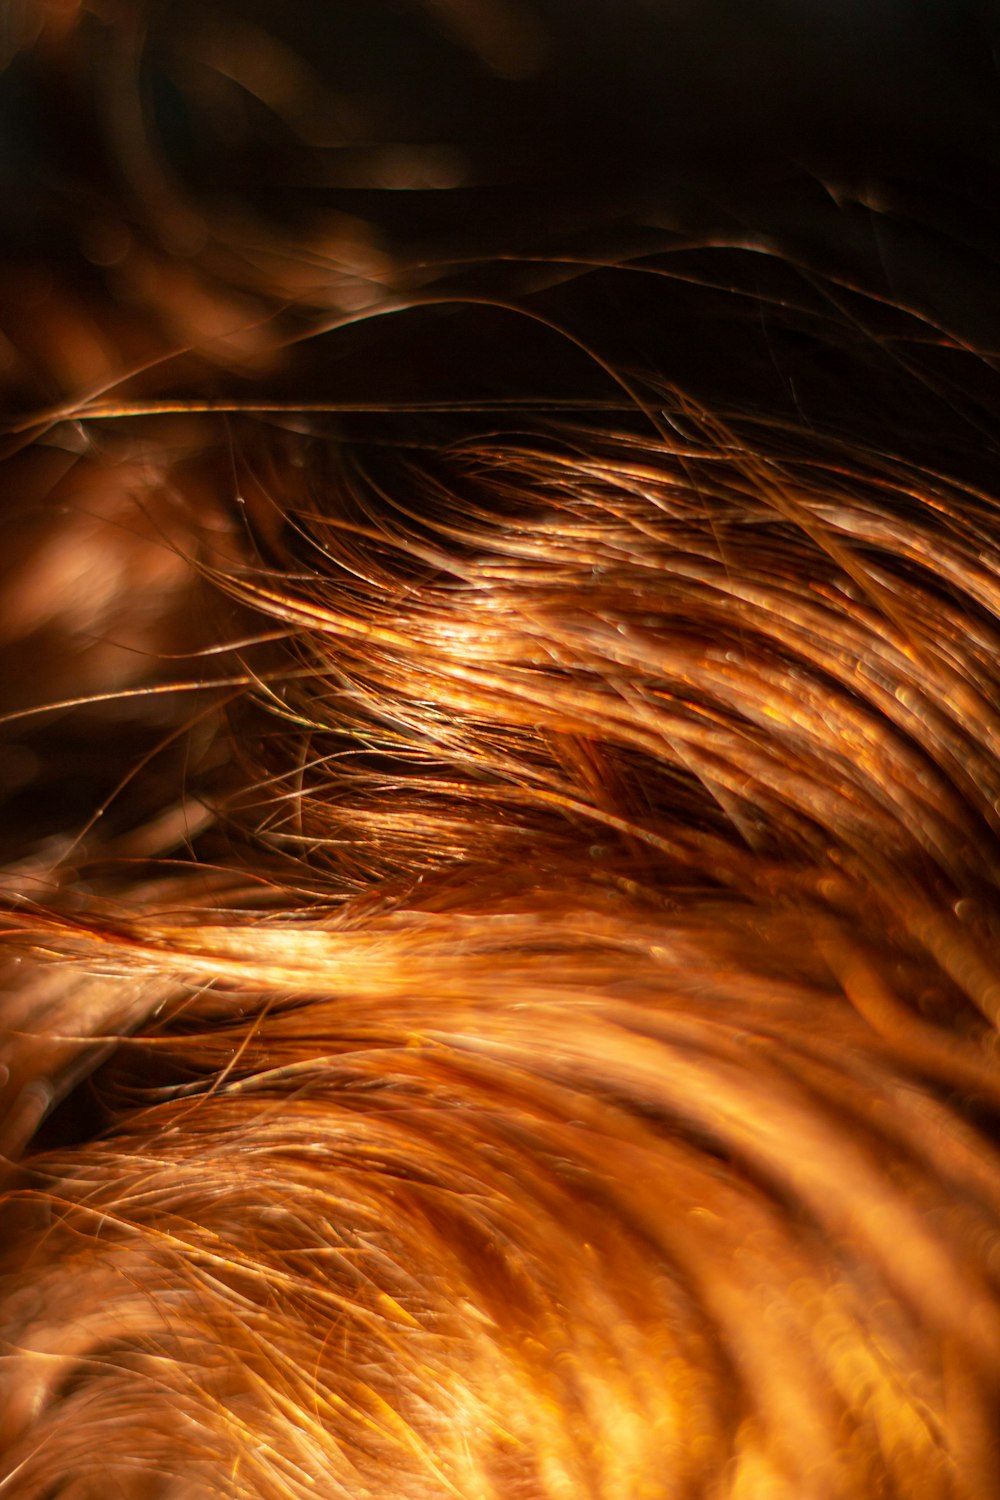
[2,5,1000,1497]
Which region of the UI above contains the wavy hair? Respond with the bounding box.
[2,4,1000,1497]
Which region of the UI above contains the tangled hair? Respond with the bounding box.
[4,3,1000,1496]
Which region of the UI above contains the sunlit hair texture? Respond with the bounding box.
[1,368,1000,1500]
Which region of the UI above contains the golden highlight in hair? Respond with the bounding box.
[2,4,1000,1497]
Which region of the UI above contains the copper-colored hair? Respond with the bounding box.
[3,5,1000,1497]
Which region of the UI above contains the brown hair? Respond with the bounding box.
[2,5,1000,1496]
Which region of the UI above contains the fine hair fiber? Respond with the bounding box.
[3,3,1000,1497]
